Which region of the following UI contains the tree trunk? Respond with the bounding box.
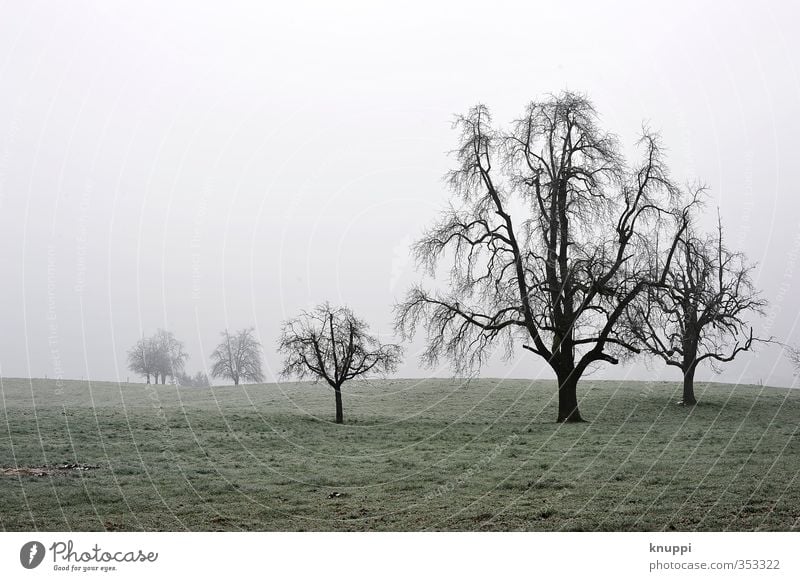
[556,369,585,423]
[334,385,344,424]
[681,365,697,405]
[146,373,150,384]
[161,374,166,385]
[233,377,239,386]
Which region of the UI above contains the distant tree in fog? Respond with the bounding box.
[210,327,264,386]
[278,303,402,424]
[152,329,188,384]
[127,337,159,384]
[175,370,211,387]
[126,329,188,384]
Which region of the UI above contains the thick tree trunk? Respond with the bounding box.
[334,385,344,424]
[161,374,166,385]
[146,373,150,384]
[556,369,585,423]
[681,365,697,405]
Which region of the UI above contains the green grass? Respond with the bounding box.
[1,376,798,531]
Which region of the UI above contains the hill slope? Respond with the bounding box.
[1,377,798,531]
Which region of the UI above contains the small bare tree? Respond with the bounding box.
[210,327,265,386]
[395,92,696,422]
[278,303,402,423]
[628,217,767,404]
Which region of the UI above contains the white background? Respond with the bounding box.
[1,532,798,580]
[0,4,799,378]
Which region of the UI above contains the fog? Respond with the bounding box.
[1,0,799,387]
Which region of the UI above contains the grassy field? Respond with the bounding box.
[0,376,798,531]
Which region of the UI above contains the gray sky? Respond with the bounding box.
[1,0,799,387]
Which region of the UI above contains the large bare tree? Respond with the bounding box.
[395,92,696,422]
[278,303,402,424]
[210,327,265,386]
[627,217,767,404]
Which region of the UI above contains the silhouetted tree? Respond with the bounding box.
[395,92,697,422]
[210,327,264,386]
[278,303,402,423]
[627,217,767,404]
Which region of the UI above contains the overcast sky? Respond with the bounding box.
[1,1,799,387]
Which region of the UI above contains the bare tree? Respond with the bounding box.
[126,337,158,384]
[127,330,188,384]
[152,328,188,384]
[210,327,264,386]
[278,303,402,423]
[784,345,800,376]
[627,216,767,405]
[395,92,697,422]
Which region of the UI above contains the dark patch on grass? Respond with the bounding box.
[1,463,100,477]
